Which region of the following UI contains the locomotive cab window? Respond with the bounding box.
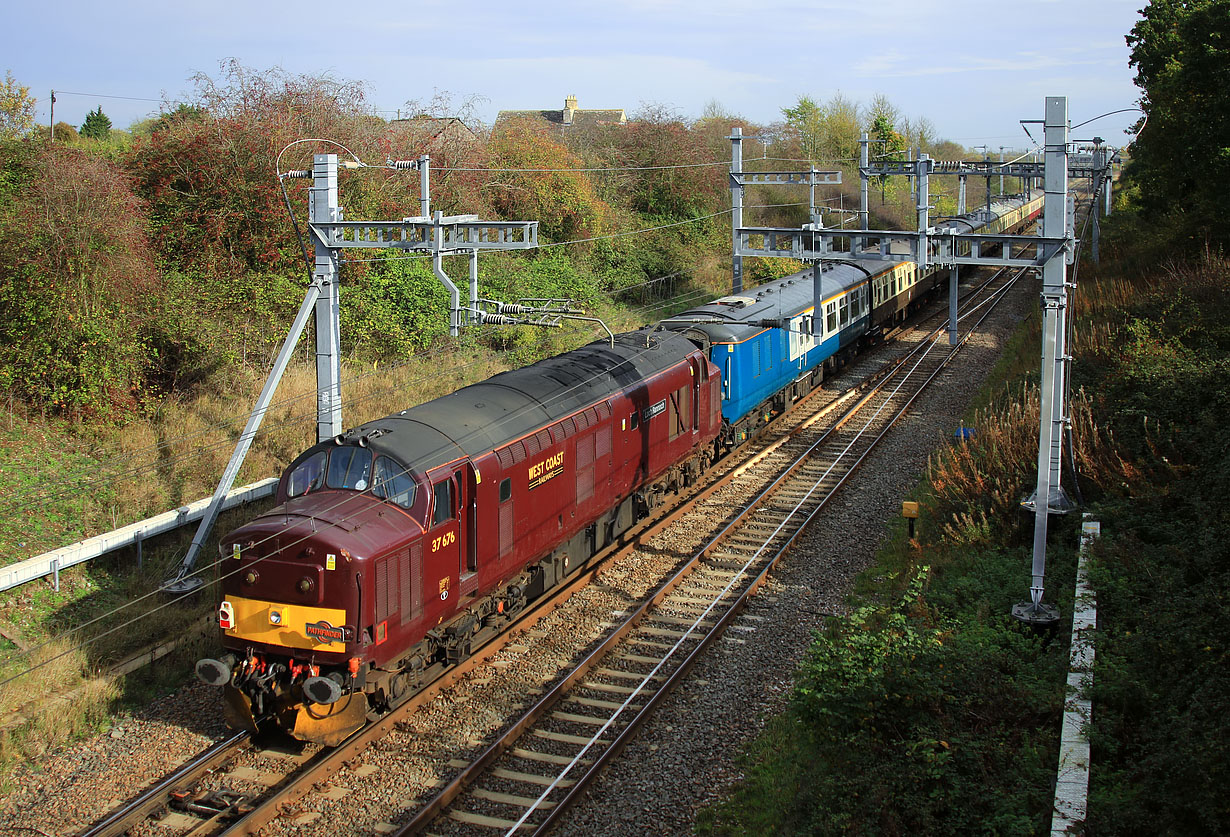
[499,478,512,503]
[431,478,454,526]
[286,451,327,497]
[327,445,373,491]
[372,456,416,508]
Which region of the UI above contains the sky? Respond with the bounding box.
[10,0,1145,152]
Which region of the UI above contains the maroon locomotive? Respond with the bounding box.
[196,329,721,744]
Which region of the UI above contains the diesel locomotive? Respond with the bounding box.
[196,191,1042,744]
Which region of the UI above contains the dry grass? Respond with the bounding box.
[923,386,1147,546]
[0,638,116,771]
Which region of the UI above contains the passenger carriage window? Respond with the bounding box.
[431,479,454,526]
[287,451,327,497]
[839,296,849,327]
[826,302,837,334]
[372,456,416,508]
[326,446,372,491]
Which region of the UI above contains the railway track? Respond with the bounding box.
[72,267,1021,837]
[394,267,1027,836]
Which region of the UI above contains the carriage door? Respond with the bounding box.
[457,465,478,587]
[427,472,460,604]
[690,358,702,434]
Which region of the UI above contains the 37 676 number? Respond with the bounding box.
[431,530,457,552]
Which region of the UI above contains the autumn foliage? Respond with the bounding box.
[0,142,161,415]
[0,63,963,421]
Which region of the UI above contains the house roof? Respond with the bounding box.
[496,97,627,129]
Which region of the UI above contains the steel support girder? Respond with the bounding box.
[1028,95,1071,609]
[864,160,1105,181]
[167,279,325,588]
[730,128,744,293]
[734,228,1066,269]
[859,133,869,231]
[731,170,842,187]
[309,218,537,251]
[312,154,343,442]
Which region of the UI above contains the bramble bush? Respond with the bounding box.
[0,141,165,417]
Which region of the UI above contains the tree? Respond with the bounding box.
[0,70,36,139]
[52,121,78,142]
[869,113,906,198]
[1125,0,1230,248]
[782,93,861,163]
[782,95,824,161]
[614,105,725,219]
[80,106,112,140]
[486,118,606,242]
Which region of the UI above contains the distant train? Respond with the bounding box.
[196,191,1042,744]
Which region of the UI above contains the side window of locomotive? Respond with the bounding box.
[286,451,327,497]
[431,478,454,527]
[326,446,372,491]
[372,456,416,508]
[499,478,512,503]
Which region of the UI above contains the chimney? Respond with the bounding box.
[564,94,578,124]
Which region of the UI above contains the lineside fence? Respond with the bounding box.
[0,478,278,593]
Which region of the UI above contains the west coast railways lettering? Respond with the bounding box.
[528,451,565,489]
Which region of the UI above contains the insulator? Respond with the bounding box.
[389,159,419,170]
[477,312,522,325]
[496,303,533,315]
[284,170,311,179]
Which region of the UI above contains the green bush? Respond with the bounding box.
[699,570,1065,837]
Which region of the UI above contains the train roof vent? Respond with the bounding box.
[713,295,755,308]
